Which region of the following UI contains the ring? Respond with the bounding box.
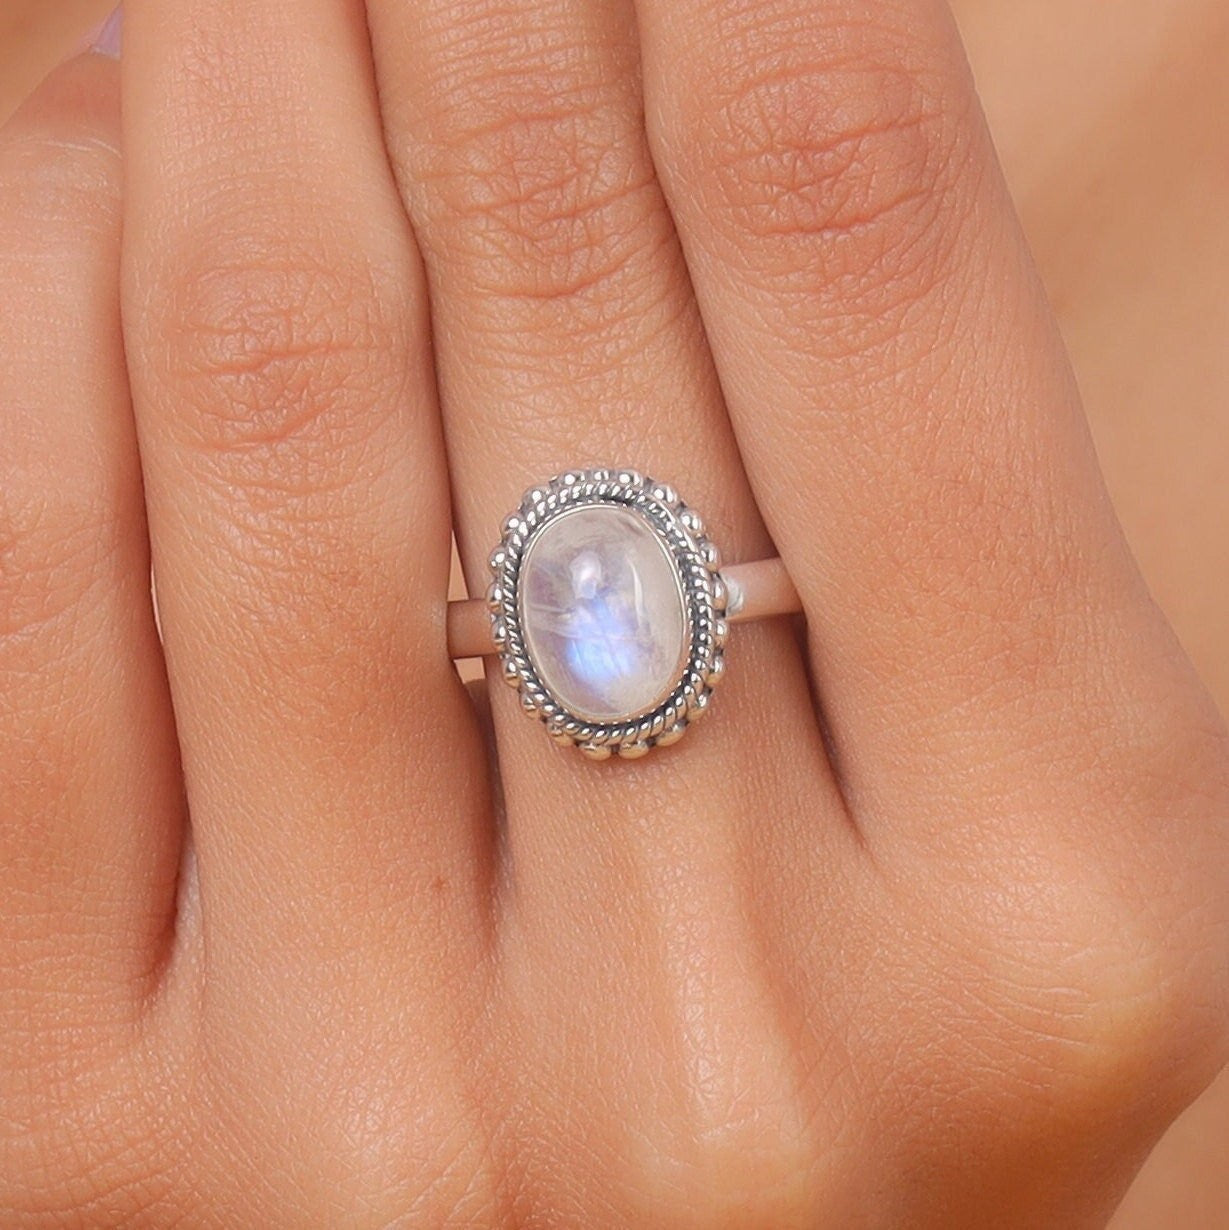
[446,469,802,759]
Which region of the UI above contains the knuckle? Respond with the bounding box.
[684,44,972,299]
[617,1005,824,1223]
[975,650,1229,1094]
[412,79,659,304]
[901,816,1229,1153]
[640,1119,819,1227]
[153,237,408,458]
[1103,710,1229,1074]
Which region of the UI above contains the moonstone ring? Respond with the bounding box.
[445,470,802,760]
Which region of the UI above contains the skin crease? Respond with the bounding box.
[0,0,1225,1225]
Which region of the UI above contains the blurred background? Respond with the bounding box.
[2,1,1226,1225]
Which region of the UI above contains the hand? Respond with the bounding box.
[2,0,1226,1224]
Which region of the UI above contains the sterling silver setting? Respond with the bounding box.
[488,470,728,760]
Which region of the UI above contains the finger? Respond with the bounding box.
[636,0,1173,825]
[367,0,838,808]
[0,52,182,1007]
[366,0,855,1208]
[120,0,491,966]
[367,0,849,899]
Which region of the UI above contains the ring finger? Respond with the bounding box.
[366,0,856,1203]
[367,0,844,890]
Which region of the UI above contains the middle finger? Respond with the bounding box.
[121,0,492,978]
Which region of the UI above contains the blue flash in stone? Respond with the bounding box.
[518,505,689,723]
[560,549,655,712]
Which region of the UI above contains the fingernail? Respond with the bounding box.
[84,8,123,58]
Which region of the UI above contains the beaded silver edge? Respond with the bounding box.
[487,469,728,760]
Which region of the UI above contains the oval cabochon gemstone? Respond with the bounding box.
[518,504,691,724]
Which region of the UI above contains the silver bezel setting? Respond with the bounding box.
[487,470,728,760]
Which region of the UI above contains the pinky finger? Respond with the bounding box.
[0,49,184,1021]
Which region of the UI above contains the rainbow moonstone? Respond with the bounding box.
[519,505,689,723]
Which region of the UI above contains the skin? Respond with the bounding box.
[948,4,1229,1223]
[0,0,1226,1225]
